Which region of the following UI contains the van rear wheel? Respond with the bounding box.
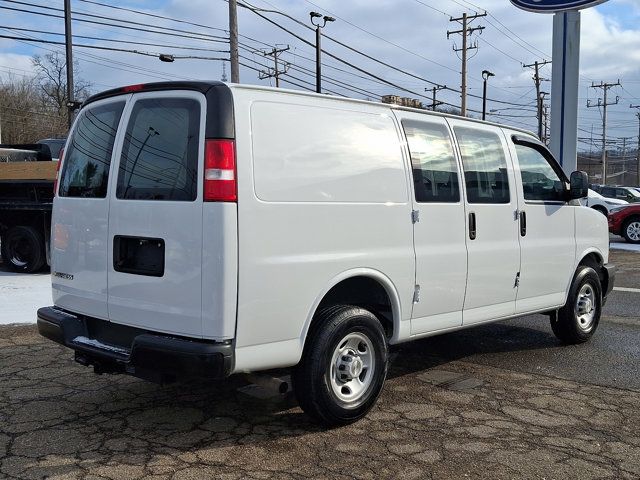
[550,265,602,344]
[292,305,388,427]
[1,226,45,273]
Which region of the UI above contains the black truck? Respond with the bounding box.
[0,143,59,272]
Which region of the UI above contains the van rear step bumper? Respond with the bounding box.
[37,306,233,383]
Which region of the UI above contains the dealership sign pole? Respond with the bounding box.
[511,0,609,175]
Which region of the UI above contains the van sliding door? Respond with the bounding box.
[448,120,520,324]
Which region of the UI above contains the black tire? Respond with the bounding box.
[292,305,388,427]
[622,216,640,244]
[550,265,602,344]
[0,226,46,273]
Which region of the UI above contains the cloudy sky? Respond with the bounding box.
[1,0,639,152]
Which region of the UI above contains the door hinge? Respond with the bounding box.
[514,272,520,288]
[411,209,419,224]
[413,284,421,303]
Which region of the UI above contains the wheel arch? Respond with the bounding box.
[571,249,608,301]
[299,269,404,354]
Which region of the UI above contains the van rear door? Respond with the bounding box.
[107,91,205,337]
[52,98,127,319]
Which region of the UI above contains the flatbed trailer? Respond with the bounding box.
[0,161,56,272]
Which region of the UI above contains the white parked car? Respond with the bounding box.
[37,82,615,425]
[581,189,628,215]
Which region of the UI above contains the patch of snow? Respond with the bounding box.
[0,269,51,325]
[610,242,640,252]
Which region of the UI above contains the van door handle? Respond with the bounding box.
[519,211,527,236]
[469,212,476,240]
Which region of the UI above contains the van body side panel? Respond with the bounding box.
[232,89,415,371]
[574,206,609,267]
[201,203,238,340]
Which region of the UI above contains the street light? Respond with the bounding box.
[482,69,495,121]
[310,11,335,93]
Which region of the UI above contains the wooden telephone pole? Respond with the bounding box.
[447,12,486,117]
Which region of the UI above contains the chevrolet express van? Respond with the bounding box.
[37,82,615,426]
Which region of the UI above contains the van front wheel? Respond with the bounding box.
[293,306,388,427]
[550,265,602,344]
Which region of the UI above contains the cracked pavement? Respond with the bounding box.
[1,250,639,479]
[2,324,639,479]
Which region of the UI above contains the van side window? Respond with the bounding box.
[59,102,125,198]
[116,98,200,201]
[403,120,460,203]
[515,144,565,202]
[454,127,510,204]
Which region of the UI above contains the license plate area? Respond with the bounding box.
[113,235,165,277]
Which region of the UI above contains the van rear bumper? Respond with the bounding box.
[37,306,234,382]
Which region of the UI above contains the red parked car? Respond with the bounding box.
[609,205,640,244]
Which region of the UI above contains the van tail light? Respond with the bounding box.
[53,148,63,196]
[204,139,237,202]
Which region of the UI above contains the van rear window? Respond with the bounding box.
[59,102,125,198]
[116,98,200,201]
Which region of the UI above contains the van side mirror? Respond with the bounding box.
[569,171,588,200]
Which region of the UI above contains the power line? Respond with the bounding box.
[0,25,230,53]
[0,33,227,60]
[0,3,229,45]
[76,0,271,48]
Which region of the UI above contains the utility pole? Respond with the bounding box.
[447,12,486,117]
[63,0,74,129]
[425,85,446,111]
[523,60,551,140]
[539,90,549,143]
[631,104,640,186]
[587,80,621,185]
[258,46,290,87]
[228,0,240,83]
[481,70,494,121]
[310,12,335,94]
[543,103,549,145]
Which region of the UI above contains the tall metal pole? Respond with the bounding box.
[637,113,640,187]
[63,0,74,129]
[229,0,240,83]
[481,70,493,121]
[432,87,437,111]
[631,105,640,187]
[315,26,321,93]
[482,76,487,121]
[310,12,334,94]
[602,86,608,185]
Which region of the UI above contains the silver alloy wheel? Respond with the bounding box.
[626,221,640,242]
[329,332,375,406]
[575,283,597,332]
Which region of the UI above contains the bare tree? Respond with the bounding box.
[31,52,91,117]
[0,52,92,144]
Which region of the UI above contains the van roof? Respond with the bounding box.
[83,81,536,138]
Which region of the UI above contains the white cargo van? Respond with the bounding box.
[38,82,615,426]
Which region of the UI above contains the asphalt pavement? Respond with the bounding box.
[0,249,638,479]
